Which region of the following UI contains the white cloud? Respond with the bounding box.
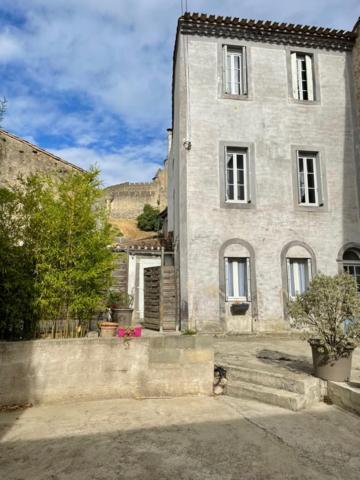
[51,139,166,186]
[0,0,358,185]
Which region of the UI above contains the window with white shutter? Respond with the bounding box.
[225,147,249,203]
[297,151,322,206]
[287,258,312,298]
[224,46,247,96]
[225,257,250,301]
[291,52,315,101]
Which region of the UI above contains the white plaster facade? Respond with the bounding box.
[167,15,360,333]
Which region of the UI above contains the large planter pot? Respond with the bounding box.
[99,322,118,338]
[111,308,133,326]
[311,343,354,382]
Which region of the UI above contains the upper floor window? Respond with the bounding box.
[225,257,250,301]
[226,147,248,203]
[224,46,247,96]
[297,151,322,207]
[287,258,311,298]
[291,52,315,101]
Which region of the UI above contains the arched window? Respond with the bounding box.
[224,243,251,301]
[342,247,360,291]
[281,242,316,300]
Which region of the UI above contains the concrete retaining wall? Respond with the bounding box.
[0,336,213,405]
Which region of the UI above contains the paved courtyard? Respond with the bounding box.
[1,395,360,480]
[214,334,360,383]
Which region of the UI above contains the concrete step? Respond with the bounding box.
[224,364,321,395]
[328,382,360,415]
[226,380,308,411]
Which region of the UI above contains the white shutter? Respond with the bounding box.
[287,259,292,298]
[225,258,229,300]
[242,47,247,95]
[223,45,228,94]
[246,258,251,301]
[291,53,298,99]
[305,54,314,101]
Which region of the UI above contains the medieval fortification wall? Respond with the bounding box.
[104,165,167,219]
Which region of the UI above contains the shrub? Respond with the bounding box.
[0,168,115,340]
[137,204,162,231]
[288,273,360,359]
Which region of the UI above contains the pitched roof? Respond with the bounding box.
[179,12,356,51]
[0,129,85,172]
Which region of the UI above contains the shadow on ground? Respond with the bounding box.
[1,396,360,480]
[256,349,314,375]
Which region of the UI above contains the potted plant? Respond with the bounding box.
[288,273,360,382]
[107,291,134,327]
[99,308,118,337]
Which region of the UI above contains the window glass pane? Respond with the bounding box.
[226,258,248,298]
[238,185,245,200]
[343,249,360,261]
[307,158,314,173]
[308,188,316,204]
[308,173,315,188]
[227,185,234,200]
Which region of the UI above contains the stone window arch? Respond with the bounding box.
[219,239,257,330]
[281,241,317,317]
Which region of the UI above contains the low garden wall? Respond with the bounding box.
[0,336,214,405]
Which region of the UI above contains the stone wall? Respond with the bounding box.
[0,336,213,405]
[104,166,167,220]
[169,33,360,333]
[0,130,83,188]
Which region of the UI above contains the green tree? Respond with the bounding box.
[288,273,360,359]
[137,204,162,231]
[0,168,115,339]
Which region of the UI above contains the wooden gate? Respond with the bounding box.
[143,266,177,331]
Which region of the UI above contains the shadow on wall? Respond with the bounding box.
[1,401,360,479]
[341,41,360,272]
[0,340,33,441]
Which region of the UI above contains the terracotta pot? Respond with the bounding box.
[100,322,118,338]
[111,308,133,326]
[311,343,354,382]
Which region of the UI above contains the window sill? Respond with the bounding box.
[289,98,321,106]
[221,201,255,210]
[220,93,251,101]
[295,204,327,213]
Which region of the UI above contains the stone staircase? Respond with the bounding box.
[223,363,326,411]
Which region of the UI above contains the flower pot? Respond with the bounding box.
[311,344,354,382]
[100,322,118,338]
[230,303,249,315]
[117,326,142,338]
[111,308,133,326]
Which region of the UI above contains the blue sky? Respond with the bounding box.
[0,0,359,186]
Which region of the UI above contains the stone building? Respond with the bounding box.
[104,164,167,220]
[0,129,83,188]
[167,13,360,333]
[354,18,360,126]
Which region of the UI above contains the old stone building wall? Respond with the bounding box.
[0,130,83,188]
[104,165,167,219]
[168,15,360,334]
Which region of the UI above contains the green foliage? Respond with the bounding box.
[288,273,360,359]
[137,204,162,231]
[182,329,197,336]
[107,291,134,308]
[0,168,115,340]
